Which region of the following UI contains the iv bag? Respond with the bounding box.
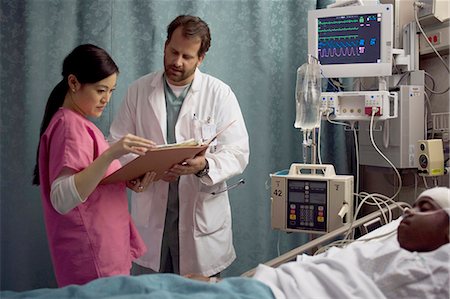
[294,55,322,130]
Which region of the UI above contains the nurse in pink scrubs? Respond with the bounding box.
[32,44,155,287]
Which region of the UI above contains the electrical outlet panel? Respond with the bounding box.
[320,91,398,121]
[419,22,450,55]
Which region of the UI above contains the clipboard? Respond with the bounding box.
[100,120,236,184]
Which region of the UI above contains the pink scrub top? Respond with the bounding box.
[38,108,147,287]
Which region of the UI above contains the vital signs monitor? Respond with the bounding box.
[308,4,394,78]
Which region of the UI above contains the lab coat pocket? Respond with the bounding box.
[191,118,203,142]
[194,192,228,236]
[131,193,153,227]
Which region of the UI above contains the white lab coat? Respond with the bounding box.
[109,69,249,276]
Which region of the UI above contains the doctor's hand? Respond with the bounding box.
[127,171,156,193]
[161,155,207,182]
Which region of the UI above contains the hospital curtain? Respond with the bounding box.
[0,0,346,291]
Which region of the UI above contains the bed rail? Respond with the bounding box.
[241,202,409,277]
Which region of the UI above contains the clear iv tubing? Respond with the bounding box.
[302,130,310,164]
[302,129,316,164]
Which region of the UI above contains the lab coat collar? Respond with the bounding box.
[149,70,165,88]
[190,68,203,93]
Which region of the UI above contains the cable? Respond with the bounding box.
[353,194,389,230]
[277,231,281,257]
[323,76,346,91]
[352,122,360,205]
[318,117,323,165]
[324,113,362,223]
[369,109,403,200]
[424,71,449,95]
[425,85,449,95]
[424,72,449,95]
[424,92,434,138]
[424,71,436,91]
[383,120,390,148]
[313,192,410,255]
[326,113,352,128]
[345,192,409,240]
[432,177,439,187]
[414,172,418,199]
[327,110,404,240]
[422,175,430,188]
[393,71,412,88]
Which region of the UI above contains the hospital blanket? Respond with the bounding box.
[1,274,274,299]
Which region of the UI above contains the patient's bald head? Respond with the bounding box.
[397,187,450,252]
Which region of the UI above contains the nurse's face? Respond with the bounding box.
[164,26,204,86]
[397,197,449,252]
[69,73,117,118]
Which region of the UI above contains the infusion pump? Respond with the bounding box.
[271,164,354,234]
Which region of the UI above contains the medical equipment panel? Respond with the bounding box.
[308,4,393,78]
[271,164,354,234]
[321,90,398,121]
[359,85,424,168]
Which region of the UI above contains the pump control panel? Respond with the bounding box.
[271,164,354,234]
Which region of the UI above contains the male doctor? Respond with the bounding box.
[109,15,249,277]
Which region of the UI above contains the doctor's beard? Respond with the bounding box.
[164,61,197,86]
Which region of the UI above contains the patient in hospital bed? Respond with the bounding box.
[253,187,450,299]
[2,187,449,299]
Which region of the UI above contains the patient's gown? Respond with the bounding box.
[253,219,450,299]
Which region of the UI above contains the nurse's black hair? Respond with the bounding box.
[32,44,119,185]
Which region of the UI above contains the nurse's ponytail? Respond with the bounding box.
[32,79,67,185]
[32,44,119,185]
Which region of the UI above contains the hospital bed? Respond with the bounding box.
[241,201,411,277]
[2,202,448,299]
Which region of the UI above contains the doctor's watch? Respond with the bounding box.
[195,159,209,178]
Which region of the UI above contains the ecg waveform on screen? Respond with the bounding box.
[319,46,360,58]
[317,13,381,64]
[318,39,362,58]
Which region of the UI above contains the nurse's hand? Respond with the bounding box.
[109,134,156,160]
[127,172,156,192]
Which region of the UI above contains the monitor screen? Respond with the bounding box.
[308,4,393,78]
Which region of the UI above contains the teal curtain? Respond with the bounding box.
[1,0,345,291]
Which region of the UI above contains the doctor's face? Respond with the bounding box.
[164,26,204,86]
[397,197,449,252]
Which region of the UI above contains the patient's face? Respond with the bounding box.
[397,197,449,252]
